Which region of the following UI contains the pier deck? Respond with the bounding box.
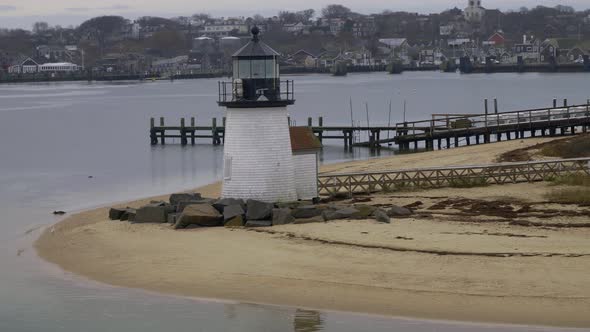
[149,99,590,150]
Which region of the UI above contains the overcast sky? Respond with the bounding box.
[0,0,588,29]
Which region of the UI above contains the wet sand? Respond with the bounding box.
[35,137,590,328]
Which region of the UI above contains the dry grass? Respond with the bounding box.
[547,173,590,187]
[546,188,590,205]
[539,134,590,159]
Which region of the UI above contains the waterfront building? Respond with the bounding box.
[217,26,298,202]
[38,62,81,72]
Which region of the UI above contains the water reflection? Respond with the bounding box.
[294,309,324,332]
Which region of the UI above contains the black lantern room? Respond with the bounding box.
[218,26,294,108]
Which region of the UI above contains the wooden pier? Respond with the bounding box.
[150,99,590,149]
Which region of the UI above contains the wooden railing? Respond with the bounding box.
[318,158,590,196]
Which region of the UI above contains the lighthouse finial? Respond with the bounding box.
[251,26,260,41]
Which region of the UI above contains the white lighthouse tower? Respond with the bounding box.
[217,26,297,202]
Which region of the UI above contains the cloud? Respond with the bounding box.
[0,5,17,11]
[65,5,130,13]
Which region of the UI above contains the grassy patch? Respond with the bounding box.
[547,173,590,186]
[539,134,590,159]
[546,188,590,204]
[448,177,489,188]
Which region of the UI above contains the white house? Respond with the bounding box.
[8,57,39,74]
[290,127,322,200]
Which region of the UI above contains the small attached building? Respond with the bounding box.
[289,127,322,200]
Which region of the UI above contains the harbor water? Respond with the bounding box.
[1,72,589,331]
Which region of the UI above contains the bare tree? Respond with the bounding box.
[32,22,50,34]
[321,4,352,19]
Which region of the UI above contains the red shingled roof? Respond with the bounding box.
[289,126,322,152]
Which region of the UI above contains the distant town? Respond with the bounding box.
[1,1,590,80]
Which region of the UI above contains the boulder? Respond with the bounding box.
[174,204,222,229]
[245,220,272,227]
[293,216,325,224]
[148,201,166,207]
[109,208,125,220]
[322,207,360,221]
[351,205,377,219]
[291,205,324,219]
[224,215,245,227]
[272,208,295,225]
[120,208,136,221]
[246,200,274,220]
[177,199,215,213]
[387,205,413,217]
[372,209,390,223]
[169,193,202,206]
[167,213,181,224]
[223,204,245,222]
[135,205,168,223]
[213,198,245,213]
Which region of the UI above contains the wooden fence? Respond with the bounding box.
[318,158,590,196]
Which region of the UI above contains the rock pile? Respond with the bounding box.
[109,193,414,229]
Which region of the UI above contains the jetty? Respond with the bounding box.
[150,99,590,150]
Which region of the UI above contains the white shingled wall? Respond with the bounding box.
[293,153,318,200]
[221,107,297,202]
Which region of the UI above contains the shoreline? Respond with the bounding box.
[34,137,590,328]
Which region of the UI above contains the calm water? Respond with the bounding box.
[1,72,589,332]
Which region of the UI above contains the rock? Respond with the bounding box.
[213,198,245,213]
[224,215,245,227]
[135,205,169,223]
[109,208,125,220]
[276,201,308,209]
[174,204,222,229]
[223,204,245,222]
[177,199,215,213]
[246,200,274,220]
[53,211,66,215]
[351,205,377,219]
[387,205,413,217]
[120,208,136,221]
[148,201,166,206]
[167,213,181,224]
[272,208,295,225]
[291,205,324,219]
[245,220,272,227]
[322,207,360,221]
[169,193,202,206]
[372,209,390,223]
[293,216,325,224]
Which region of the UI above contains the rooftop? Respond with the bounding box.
[290,126,322,152]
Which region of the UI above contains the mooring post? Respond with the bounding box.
[180,118,187,146]
[494,98,498,114]
[150,118,157,145]
[159,117,165,145]
[190,117,195,145]
[318,116,324,143]
[308,117,312,127]
[287,116,291,126]
[212,118,218,145]
[553,98,557,108]
[563,99,568,107]
[484,99,490,143]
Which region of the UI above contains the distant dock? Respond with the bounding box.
[150,99,590,150]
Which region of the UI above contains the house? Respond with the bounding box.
[200,18,249,37]
[567,47,587,63]
[513,36,541,62]
[378,38,410,63]
[38,62,81,72]
[419,48,446,66]
[289,126,322,200]
[540,39,559,63]
[283,22,307,34]
[151,55,189,73]
[439,25,454,36]
[485,32,506,46]
[8,57,39,74]
[352,17,376,38]
[287,49,325,67]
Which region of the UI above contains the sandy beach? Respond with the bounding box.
[35,137,590,328]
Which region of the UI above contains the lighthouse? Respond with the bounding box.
[217,26,297,202]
